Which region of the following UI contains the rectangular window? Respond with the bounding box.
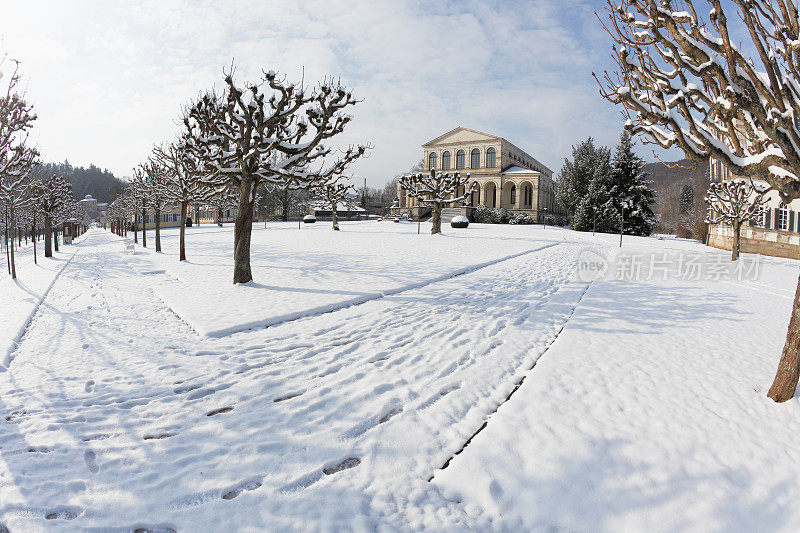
[779,205,789,230]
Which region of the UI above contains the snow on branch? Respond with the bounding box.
[398,169,474,207]
[595,0,800,200]
[705,178,768,225]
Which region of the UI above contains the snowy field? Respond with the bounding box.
[1,221,799,531]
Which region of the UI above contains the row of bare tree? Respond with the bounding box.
[0,55,92,279]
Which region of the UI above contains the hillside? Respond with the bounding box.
[41,160,126,204]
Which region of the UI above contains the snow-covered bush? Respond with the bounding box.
[450,215,469,228]
[303,215,316,224]
[509,213,535,225]
[544,215,555,226]
[473,206,517,225]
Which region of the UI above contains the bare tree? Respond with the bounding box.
[596,0,800,401]
[0,56,38,279]
[133,158,170,252]
[313,180,355,230]
[28,173,72,257]
[705,179,769,260]
[398,169,473,234]
[184,69,367,284]
[154,138,211,261]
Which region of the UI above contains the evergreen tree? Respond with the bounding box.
[679,184,694,214]
[608,131,657,236]
[556,138,612,231]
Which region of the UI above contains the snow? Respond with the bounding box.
[0,236,85,366]
[451,215,469,224]
[501,165,538,174]
[2,224,800,530]
[126,222,564,336]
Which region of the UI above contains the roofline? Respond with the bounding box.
[422,126,501,147]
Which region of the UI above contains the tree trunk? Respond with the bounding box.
[218,206,223,227]
[769,272,800,402]
[54,228,59,252]
[44,215,53,257]
[732,220,741,261]
[233,178,255,284]
[179,201,188,262]
[431,203,442,235]
[155,207,162,252]
[9,204,16,279]
[141,209,147,248]
[133,214,138,243]
[32,219,37,265]
[332,199,339,230]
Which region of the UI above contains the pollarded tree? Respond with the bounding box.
[28,173,72,257]
[398,169,473,234]
[596,0,800,401]
[153,138,212,261]
[313,180,355,230]
[134,158,170,252]
[129,176,148,248]
[705,179,769,261]
[0,56,38,279]
[185,69,367,284]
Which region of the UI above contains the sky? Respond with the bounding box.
[2,0,680,187]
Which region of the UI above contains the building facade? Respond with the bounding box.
[396,127,563,222]
[707,157,800,259]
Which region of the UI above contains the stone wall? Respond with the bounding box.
[707,224,800,260]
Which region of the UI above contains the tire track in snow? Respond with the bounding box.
[429,280,593,481]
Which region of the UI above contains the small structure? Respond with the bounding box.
[303,214,317,224]
[310,201,366,221]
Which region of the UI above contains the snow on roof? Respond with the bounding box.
[501,166,539,174]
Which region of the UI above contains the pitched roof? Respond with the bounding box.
[422,126,501,147]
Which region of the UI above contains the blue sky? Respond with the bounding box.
[2,0,679,186]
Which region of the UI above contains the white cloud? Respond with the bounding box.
[0,0,679,186]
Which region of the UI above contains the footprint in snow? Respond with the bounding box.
[84,450,99,473]
[323,457,361,475]
[222,478,262,500]
[85,380,95,393]
[143,432,176,440]
[206,406,233,417]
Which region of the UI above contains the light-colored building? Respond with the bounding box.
[79,194,109,226]
[396,127,563,222]
[707,157,800,259]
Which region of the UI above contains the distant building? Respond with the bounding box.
[79,194,109,226]
[396,127,564,222]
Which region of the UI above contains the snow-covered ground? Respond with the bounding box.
[0,234,85,366]
[0,222,799,531]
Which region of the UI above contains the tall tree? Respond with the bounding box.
[154,139,210,261]
[0,56,38,279]
[28,173,72,257]
[184,69,366,284]
[134,158,170,253]
[556,138,612,230]
[597,0,800,401]
[398,169,473,234]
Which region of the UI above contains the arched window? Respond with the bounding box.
[428,152,437,170]
[510,185,517,205]
[471,148,480,169]
[442,151,451,170]
[779,202,789,230]
[456,150,465,169]
[486,147,496,168]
